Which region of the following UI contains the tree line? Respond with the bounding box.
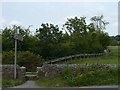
[2,15,111,60]
[109,35,120,46]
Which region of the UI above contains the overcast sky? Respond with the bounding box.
[0,1,119,36]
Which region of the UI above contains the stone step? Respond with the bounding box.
[25,72,38,80]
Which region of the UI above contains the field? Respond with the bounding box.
[56,46,119,64]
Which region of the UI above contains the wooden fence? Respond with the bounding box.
[44,53,106,64]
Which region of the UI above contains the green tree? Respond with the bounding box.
[2,27,14,51]
[2,51,44,71]
[2,25,35,52]
[35,23,63,59]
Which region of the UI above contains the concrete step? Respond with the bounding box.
[25,72,38,80]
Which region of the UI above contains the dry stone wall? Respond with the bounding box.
[1,64,119,79]
[37,64,120,78]
[1,64,26,80]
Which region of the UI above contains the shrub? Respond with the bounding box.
[2,51,44,71]
[61,66,119,86]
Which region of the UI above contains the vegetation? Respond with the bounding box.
[36,77,67,87]
[61,67,119,86]
[2,15,110,60]
[36,67,119,87]
[2,78,25,88]
[2,51,44,71]
[1,15,119,87]
[56,46,118,64]
[109,35,120,46]
[35,46,119,87]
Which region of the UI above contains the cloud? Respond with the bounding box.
[96,6,105,11]
[1,0,118,2]
[9,20,22,25]
[0,17,6,29]
[112,22,118,27]
[0,17,6,24]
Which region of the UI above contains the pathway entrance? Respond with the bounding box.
[25,72,38,80]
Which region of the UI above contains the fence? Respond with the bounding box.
[44,53,106,64]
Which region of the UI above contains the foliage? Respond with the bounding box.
[61,67,119,86]
[2,78,25,88]
[35,23,63,59]
[2,15,111,60]
[64,16,110,53]
[2,51,44,71]
[36,67,119,87]
[109,35,120,46]
[56,46,118,64]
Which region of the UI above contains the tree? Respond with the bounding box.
[64,16,110,53]
[2,25,35,52]
[64,16,87,36]
[35,23,63,59]
[2,27,14,51]
[90,15,109,30]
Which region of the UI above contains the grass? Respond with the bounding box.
[36,77,67,87]
[2,78,25,88]
[35,46,119,87]
[61,67,119,86]
[56,46,119,64]
[35,67,119,87]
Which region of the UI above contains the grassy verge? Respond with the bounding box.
[61,67,119,86]
[36,77,67,87]
[2,78,25,88]
[36,67,119,87]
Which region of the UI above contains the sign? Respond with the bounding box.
[13,34,23,41]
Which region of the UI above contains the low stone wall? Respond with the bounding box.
[1,64,26,80]
[37,64,120,78]
[1,64,119,79]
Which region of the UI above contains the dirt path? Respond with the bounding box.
[12,81,40,88]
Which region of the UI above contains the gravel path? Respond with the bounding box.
[12,81,40,88]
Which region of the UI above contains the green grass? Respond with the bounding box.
[36,67,119,87]
[2,78,25,88]
[36,77,67,87]
[64,56,118,64]
[61,67,119,86]
[57,46,119,64]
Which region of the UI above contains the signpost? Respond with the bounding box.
[13,27,23,79]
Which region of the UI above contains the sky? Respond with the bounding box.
[0,0,119,36]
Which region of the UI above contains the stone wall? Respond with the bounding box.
[1,64,26,80]
[1,64,119,79]
[37,64,120,78]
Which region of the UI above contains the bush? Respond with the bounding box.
[61,67,119,86]
[2,51,44,71]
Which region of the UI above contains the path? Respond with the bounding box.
[11,80,118,88]
[12,81,40,88]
